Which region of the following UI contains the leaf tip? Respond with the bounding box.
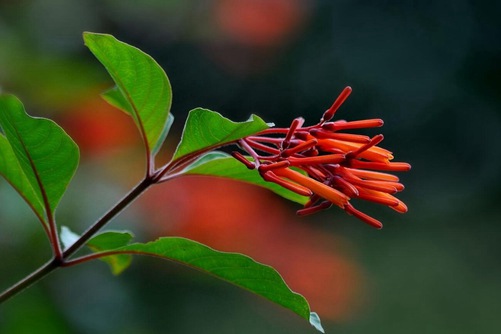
[309,312,325,333]
[83,31,114,46]
[82,31,94,43]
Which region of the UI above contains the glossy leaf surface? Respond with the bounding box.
[172,108,269,161]
[101,86,174,157]
[60,227,134,275]
[0,134,45,223]
[0,94,79,222]
[95,237,322,331]
[183,152,308,204]
[88,231,134,275]
[84,32,172,158]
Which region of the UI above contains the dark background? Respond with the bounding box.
[1,1,500,333]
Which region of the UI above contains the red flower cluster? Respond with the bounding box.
[233,87,411,228]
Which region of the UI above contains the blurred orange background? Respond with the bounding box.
[1,1,501,333]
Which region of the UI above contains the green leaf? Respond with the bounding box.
[0,135,46,224]
[101,86,134,115]
[101,86,174,157]
[183,152,308,205]
[59,227,134,275]
[84,32,172,158]
[88,231,134,275]
[88,230,134,249]
[152,112,174,157]
[172,108,269,161]
[180,151,229,170]
[105,237,322,330]
[0,94,79,222]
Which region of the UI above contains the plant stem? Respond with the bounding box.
[0,177,154,304]
[0,142,234,304]
[0,258,60,304]
[48,211,63,260]
[63,177,153,257]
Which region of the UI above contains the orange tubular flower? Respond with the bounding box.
[234,86,411,229]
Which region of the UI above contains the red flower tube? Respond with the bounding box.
[235,87,411,228]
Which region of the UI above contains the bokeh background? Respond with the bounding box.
[1,1,500,333]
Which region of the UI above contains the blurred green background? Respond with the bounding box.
[1,1,500,333]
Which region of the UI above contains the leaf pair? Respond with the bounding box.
[0,32,323,332]
[85,33,269,173]
[84,33,321,331]
[85,33,306,204]
[84,32,173,164]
